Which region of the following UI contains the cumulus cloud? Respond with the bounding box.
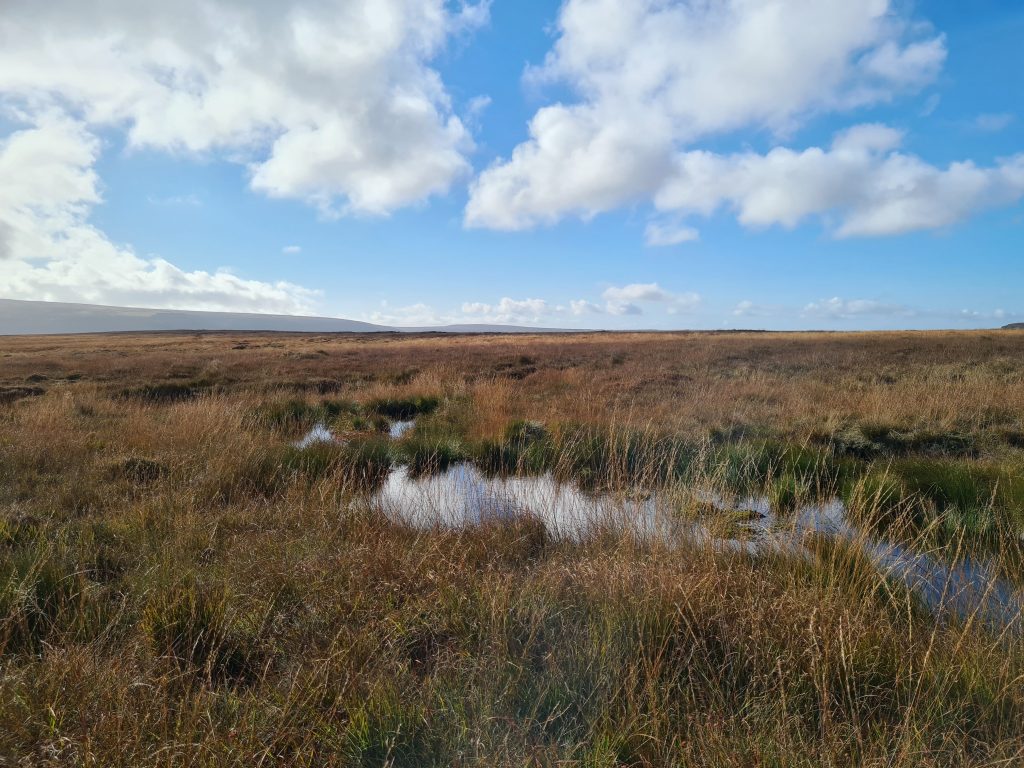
[0,0,487,309]
[802,297,916,319]
[654,125,1024,237]
[467,0,948,230]
[570,299,604,316]
[364,287,705,327]
[462,0,1024,241]
[0,116,318,312]
[601,283,700,316]
[367,296,561,327]
[366,302,454,327]
[733,300,785,318]
[0,0,485,217]
[461,297,550,324]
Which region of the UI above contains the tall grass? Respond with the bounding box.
[0,331,1022,764]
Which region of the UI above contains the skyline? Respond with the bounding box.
[0,0,1022,331]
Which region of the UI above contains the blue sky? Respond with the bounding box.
[0,0,1021,329]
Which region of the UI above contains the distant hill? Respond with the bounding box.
[1003,323,1024,330]
[0,299,575,335]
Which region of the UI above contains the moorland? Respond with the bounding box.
[1,329,1024,766]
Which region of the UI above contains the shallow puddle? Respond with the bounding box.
[371,463,687,541]
[294,418,416,447]
[368,462,1023,632]
[748,499,1023,630]
[389,420,416,438]
[287,419,1023,633]
[294,424,336,448]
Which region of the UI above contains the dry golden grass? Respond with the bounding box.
[0,330,1023,766]
[4,329,1023,436]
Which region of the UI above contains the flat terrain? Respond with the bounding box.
[2,330,1024,766]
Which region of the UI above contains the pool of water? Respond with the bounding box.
[287,417,1022,632]
[367,462,1023,632]
[294,424,337,449]
[389,420,416,439]
[295,418,417,447]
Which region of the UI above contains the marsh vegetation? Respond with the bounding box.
[1,330,1024,766]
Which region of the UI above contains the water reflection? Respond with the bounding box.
[389,420,416,439]
[369,462,1023,632]
[294,418,416,447]
[372,464,687,541]
[294,424,336,449]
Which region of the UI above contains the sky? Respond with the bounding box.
[0,0,1021,331]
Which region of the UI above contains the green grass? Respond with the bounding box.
[365,395,441,421]
[251,397,361,431]
[142,580,266,685]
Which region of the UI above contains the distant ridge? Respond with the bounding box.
[0,299,575,336]
[1004,323,1024,330]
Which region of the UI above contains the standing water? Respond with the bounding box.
[287,418,1022,633]
[367,462,1024,632]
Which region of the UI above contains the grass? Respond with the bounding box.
[0,329,1023,764]
[366,394,440,421]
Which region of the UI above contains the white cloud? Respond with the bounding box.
[645,221,700,247]
[282,245,302,255]
[461,297,550,324]
[733,300,784,318]
[601,283,700,316]
[464,95,493,130]
[467,0,948,232]
[0,116,319,312]
[858,37,946,88]
[0,0,487,309]
[364,287,706,327]
[368,296,559,328]
[0,0,485,217]
[366,302,453,327]
[602,283,673,303]
[570,299,604,315]
[654,125,1024,237]
[802,297,916,319]
[920,93,941,117]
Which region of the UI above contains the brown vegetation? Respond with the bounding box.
[1,330,1023,766]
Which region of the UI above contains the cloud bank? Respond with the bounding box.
[466,0,1024,241]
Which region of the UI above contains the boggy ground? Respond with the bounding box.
[1,329,1024,766]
